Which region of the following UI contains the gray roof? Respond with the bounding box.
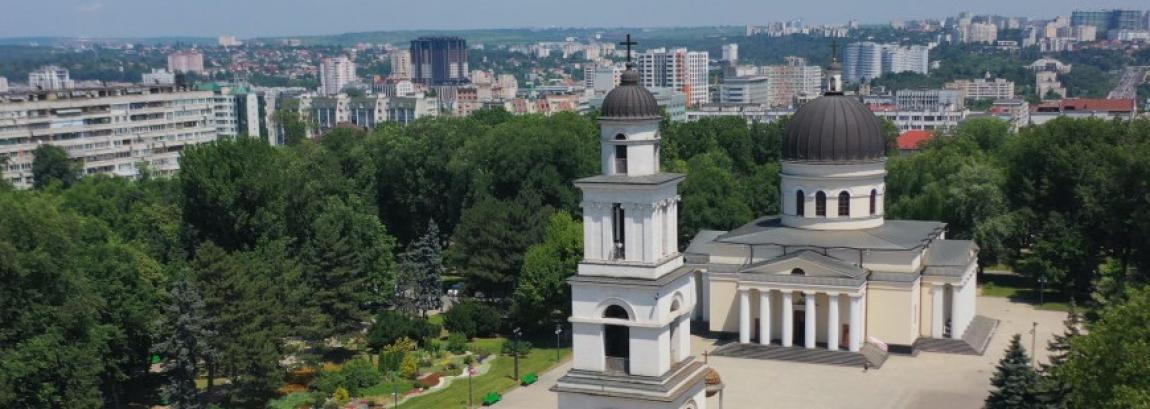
[575,173,685,186]
[599,70,661,120]
[923,240,978,277]
[785,94,887,162]
[713,217,945,251]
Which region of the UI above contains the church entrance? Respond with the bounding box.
[603,304,631,374]
[604,325,630,373]
[793,311,805,346]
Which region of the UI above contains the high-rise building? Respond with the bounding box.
[0,77,7,93]
[389,49,412,79]
[843,43,929,83]
[759,57,823,108]
[319,56,357,96]
[218,35,242,47]
[1071,10,1112,31]
[167,51,205,74]
[721,43,739,63]
[27,66,74,90]
[958,22,998,43]
[637,47,710,106]
[720,75,769,104]
[895,89,965,111]
[0,84,217,188]
[1070,9,1147,32]
[585,64,624,94]
[410,37,469,85]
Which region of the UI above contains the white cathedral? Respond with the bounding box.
[553,50,986,409]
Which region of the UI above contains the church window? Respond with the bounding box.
[815,191,827,217]
[614,144,628,174]
[603,304,630,320]
[611,203,625,259]
[795,190,805,216]
[838,191,850,217]
[870,189,878,215]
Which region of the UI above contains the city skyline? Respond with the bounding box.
[1,0,1147,39]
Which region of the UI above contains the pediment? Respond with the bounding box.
[738,250,867,279]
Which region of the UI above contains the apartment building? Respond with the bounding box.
[637,48,710,106]
[389,49,413,79]
[843,42,929,83]
[28,66,75,90]
[167,51,205,74]
[720,75,770,105]
[759,57,823,108]
[944,77,1016,101]
[320,56,357,96]
[0,84,216,188]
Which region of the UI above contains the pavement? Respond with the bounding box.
[494,296,1067,409]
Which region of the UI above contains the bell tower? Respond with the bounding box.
[552,34,710,409]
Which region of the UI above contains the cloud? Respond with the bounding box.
[74,2,103,13]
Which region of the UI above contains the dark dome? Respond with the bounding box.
[784,94,887,162]
[599,70,661,120]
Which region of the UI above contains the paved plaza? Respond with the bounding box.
[497,296,1067,409]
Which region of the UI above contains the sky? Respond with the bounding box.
[0,0,1147,38]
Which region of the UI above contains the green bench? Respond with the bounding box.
[482,391,501,406]
[521,372,538,386]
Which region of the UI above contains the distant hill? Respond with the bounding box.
[0,36,217,46]
[254,26,744,46]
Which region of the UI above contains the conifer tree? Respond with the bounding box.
[987,334,1041,409]
[155,278,216,409]
[1036,300,1081,408]
[398,221,444,316]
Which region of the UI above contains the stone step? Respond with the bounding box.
[710,343,879,368]
[914,315,1001,356]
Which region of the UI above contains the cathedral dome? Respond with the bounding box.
[784,94,887,162]
[599,70,661,120]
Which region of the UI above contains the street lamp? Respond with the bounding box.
[1038,276,1048,305]
[390,370,399,409]
[554,324,564,362]
[1030,322,1038,369]
[512,327,523,381]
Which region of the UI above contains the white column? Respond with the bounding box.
[931,283,945,338]
[951,284,965,339]
[804,291,816,349]
[826,292,840,351]
[759,290,772,345]
[738,288,751,344]
[781,291,794,347]
[849,294,863,352]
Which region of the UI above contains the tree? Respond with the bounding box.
[397,221,445,316]
[443,300,503,339]
[302,195,396,338]
[1061,287,1150,408]
[1035,300,1082,408]
[155,278,216,409]
[366,310,439,351]
[448,196,551,295]
[31,144,80,189]
[273,100,308,146]
[512,212,582,332]
[987,334,1041,409]
[675,151,754,241]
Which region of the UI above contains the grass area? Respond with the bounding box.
[268,391,315,409]
[397,346,571,409]
[981,271,1074,311]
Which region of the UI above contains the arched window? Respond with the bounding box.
[614,133,627,140]
[795,190,805,216]
[791,268,806,276]
[815,191,827,217]
[838,191,851,217]
[614,134,628,174]
[869,189,878,216]
[603,304,630,320]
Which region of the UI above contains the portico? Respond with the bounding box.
[729,251,868,352]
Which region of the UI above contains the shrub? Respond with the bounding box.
[443,300,503,338]
[463,354,475,365]
[310,367,347,395]
[424,339,444,355]
[400,352,420,379]
[446,332,469,354]
[502,340,533,357]
[340,358,382,396]
[333,387,350,405]
[367,310,441,350]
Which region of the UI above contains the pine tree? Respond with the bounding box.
[987,334,1041,409]
[1036,300,1082,408]
[398,221,444,317]
[155,278,216,409]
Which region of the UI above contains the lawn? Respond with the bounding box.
[397,345,571,409]
[980,270,1074,311]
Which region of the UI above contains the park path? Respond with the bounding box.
[494,360,570,408]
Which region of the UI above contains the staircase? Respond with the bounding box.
[711,342,887,368]
[914,315,999,355]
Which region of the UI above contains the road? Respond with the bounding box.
[1108,66,1148,100]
